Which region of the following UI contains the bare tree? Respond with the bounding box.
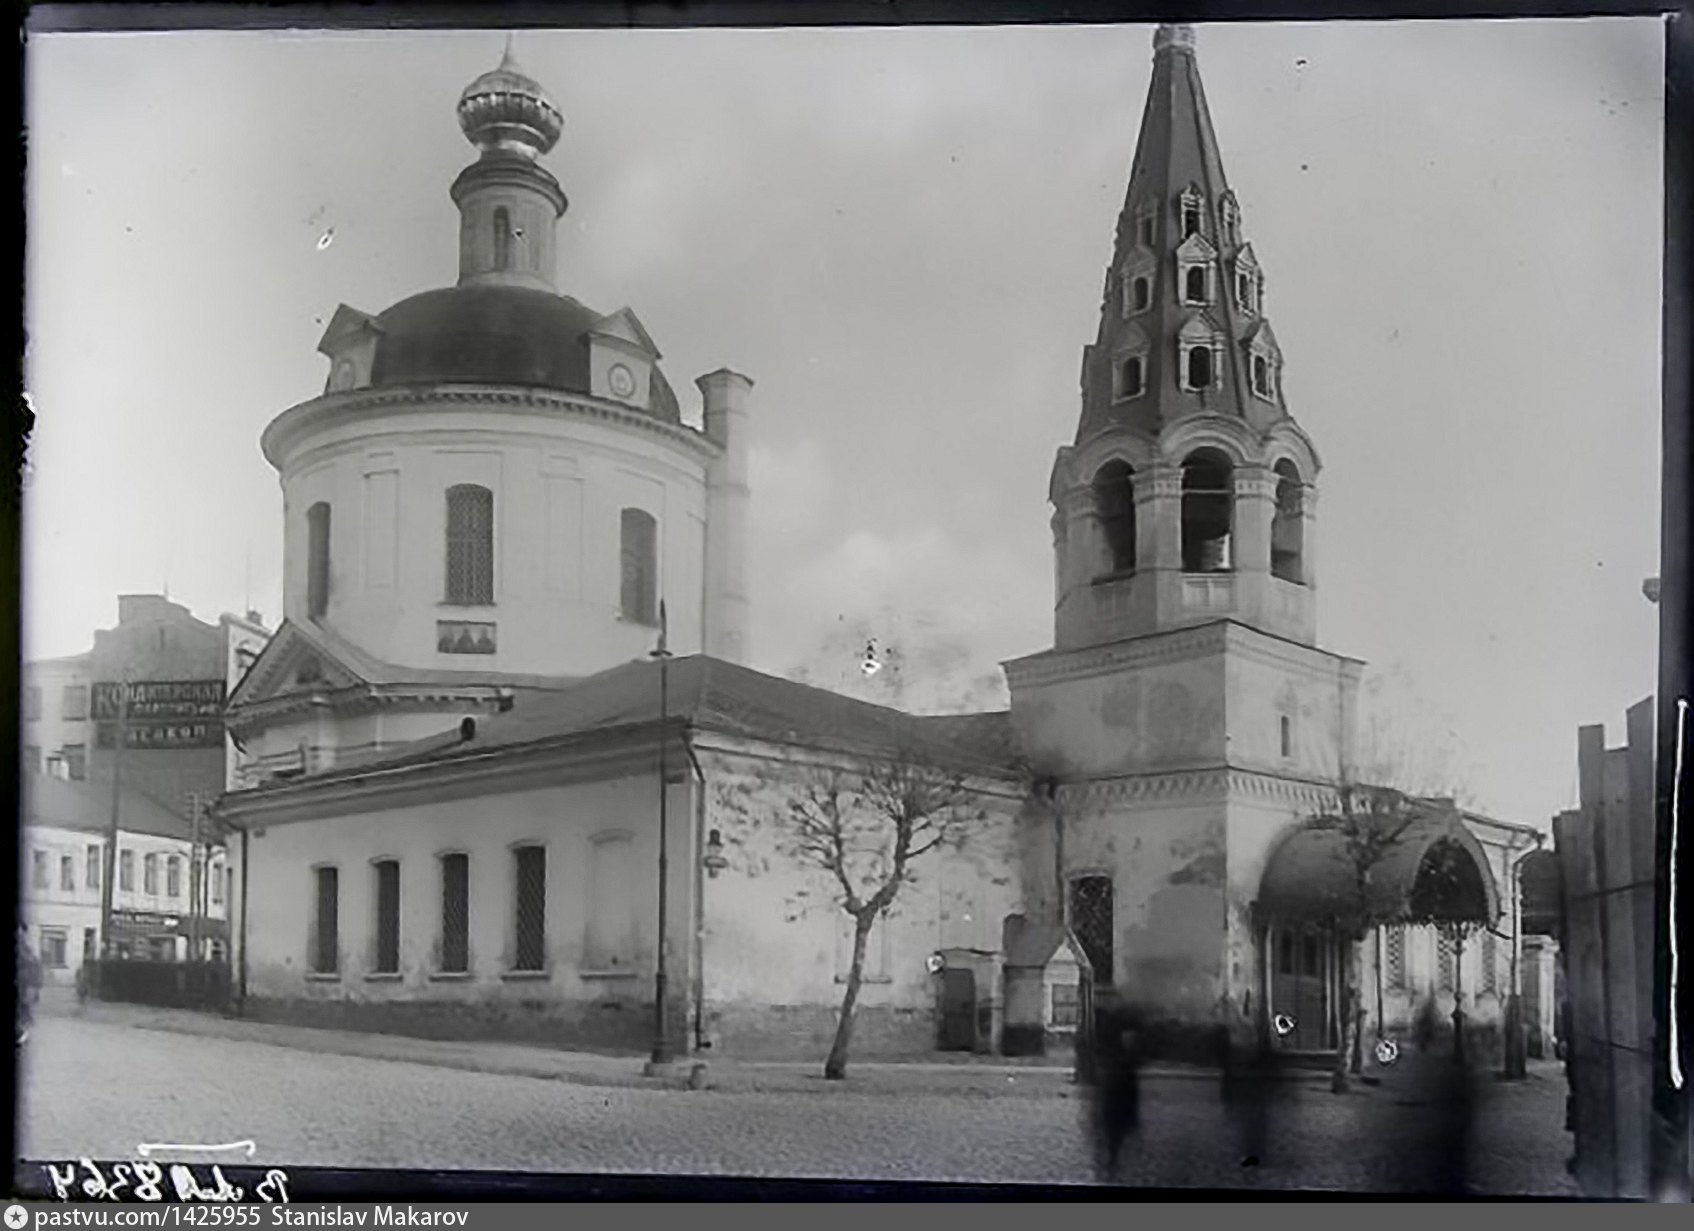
[717,739,992,1080]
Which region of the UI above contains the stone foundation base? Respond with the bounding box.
[702,1000,939,1061]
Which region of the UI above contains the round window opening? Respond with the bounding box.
[609,364,636,399]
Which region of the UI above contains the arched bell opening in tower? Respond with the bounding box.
[1091,460,1137,577]
[1271,459,1306,585]
[1181,449,1233,573]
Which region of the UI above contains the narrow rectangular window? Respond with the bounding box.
[1279,714,1293,759]
[62,685,88,720]
[144,854,159,896]
[41,931,67,969]
[167,856,181,898]
[313,866,340,975]
[619,508,658,625]
[440,853,470,974]
[60,855,75,892]
[64,745,86,781]
[119,850,134,892]
[444,485,495,605]
[1385,925,1407,989]
[85,844,101,889]
[1050,981,1080,1029]
[211,863,225,905]
[373,860,400,975]
[513,846,546,972]
[307,502,332,619]
[1481,931,1498,995]
[1437,930,1456,991]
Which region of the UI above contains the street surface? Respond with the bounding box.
[18,1015,1578,1195]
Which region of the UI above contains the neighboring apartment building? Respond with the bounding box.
[21,771,231,982]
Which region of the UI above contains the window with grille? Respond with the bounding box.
[1437,930,1456,991]
[307,502,332,619]
[1384,925,1407,989]
[144,854,159,896]
[444,485,495,605]
[312,866,339,975]
[619,508,658,626]
[85,845,100,889]
[119,850,134,891]
[1481,931,1498,995]
[440,853,470,974]
[167,856,181,898]
[60,855,74,892]
[513,846,547,972]
[1050,981,1081,1029]
[1069,875,1115,986]
[373,860,400,975]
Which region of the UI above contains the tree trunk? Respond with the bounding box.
[825,914,873,1080]
[1349,941,1365,1075]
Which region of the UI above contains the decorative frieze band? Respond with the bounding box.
[1053,767,1340,813]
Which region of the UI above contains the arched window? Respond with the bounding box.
[1238,272,1256,314]
[1272,459,1305,585]
[445,485,495,605]
[1186,345,1214,390]
[1253,355,1271,397]
[306,502,331,619]
[620,508,658,626]
[1184,266,1208,304]
[1114,355,1144,401]
[1183,204,1201,238]
[1181,449,1233,573]
[1132,276,1150,312]
[492,206,512,272]
[1092,461,1137,575]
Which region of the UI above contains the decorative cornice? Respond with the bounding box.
[262,383,722,472]
[1005,620,1230,687]
[1052,766,1340,813]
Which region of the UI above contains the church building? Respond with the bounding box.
[219,29,1543,1064]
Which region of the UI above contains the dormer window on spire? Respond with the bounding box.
[1120,252,1155,318]
[1220,192,1240,246]
[1178,316,1221,392]
[1180,186,1205,240]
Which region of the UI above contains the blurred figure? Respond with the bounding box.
[1388,1046,1478,1194]
[1216,1023,1275,1170]
[1089,1001,1147,1183]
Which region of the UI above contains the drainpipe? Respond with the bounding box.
[681,727,708,1055]
[237,825,250,1016]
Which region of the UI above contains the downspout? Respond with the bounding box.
[681,726,708,1054]
[238,824,250,1016]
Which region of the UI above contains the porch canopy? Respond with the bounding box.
[1257,798,1502,929]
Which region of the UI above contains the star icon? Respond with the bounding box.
[7,1203,31,1228]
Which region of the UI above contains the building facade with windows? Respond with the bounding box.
[224,46,754,789]
[21,772,231,982]
[220,29,1541,1062]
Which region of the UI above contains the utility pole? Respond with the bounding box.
[98,675,131,968]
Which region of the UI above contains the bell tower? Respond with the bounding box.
[1051,22,1321,653]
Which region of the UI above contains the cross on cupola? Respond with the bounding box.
[1047,24,1324,651]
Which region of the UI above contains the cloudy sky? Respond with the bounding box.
[24,18,1663,827]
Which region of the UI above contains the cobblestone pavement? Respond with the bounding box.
[17,1015,1578,1196]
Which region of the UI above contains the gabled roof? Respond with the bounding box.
[1242,318,1280,353]
[227,618,578,714]
[587,307,662,359]
[316,304,382,356]
[263,655,1020,787]
[23,771,196,843]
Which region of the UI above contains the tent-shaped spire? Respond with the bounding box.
[1075,24,1289,444]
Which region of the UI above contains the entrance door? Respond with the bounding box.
[1271,924,1333,1050]
[939,968,977,1051]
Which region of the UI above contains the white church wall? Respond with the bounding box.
[272,397,711,681]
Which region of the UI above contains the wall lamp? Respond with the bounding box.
[703,829,728,879]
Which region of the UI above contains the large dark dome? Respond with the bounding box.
[368,284,680,422]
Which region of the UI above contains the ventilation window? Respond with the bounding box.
[1114,355,1145,401]
[1132,276,1150,313]
[1253,355,1271,398]
[493,206,512,272]
[1183,206,1201,238]
[1237,272,1255,314]
[306,502,331,620]
[1279,714,1293,758]
[1092,461,1137,575]
[1184,266,1208,305]
[1185,345,1214,390]
[1272,459,1306,585]
[1180,448,1233,573]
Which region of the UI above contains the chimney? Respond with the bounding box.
[698,368,753,665]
